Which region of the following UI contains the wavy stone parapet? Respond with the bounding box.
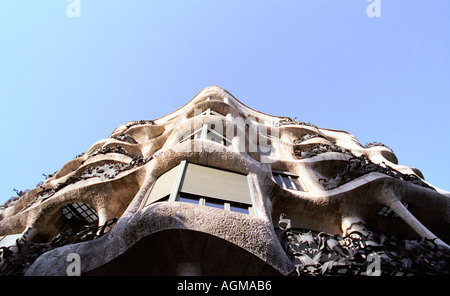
[1,86,449,275]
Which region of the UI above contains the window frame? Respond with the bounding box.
[61,202,99,225]
[176,193,252,215]
[141,161,255,216]
[179,121,233,148]
[377,203,408,218]
[272,170,306,192]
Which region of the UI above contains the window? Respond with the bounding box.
[204,197,225,210]
[205,127,233,147]
[141,161,254,215]
[230,202,250,215]
[247,123,277,160]
[178,193,201,205]
[61,202,99,225]
[196,108,224,117]
[272,171,305,191]
[179,123,232,148]
[179,126,204,143]
[377,203,408,218]
[177,192,250,214]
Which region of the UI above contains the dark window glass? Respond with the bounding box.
[273,172,304,191]
[178,193,200,204]
[291,178,304,191]
[274,174,284,187]
[157,195,170,203]
[230,202,250,214]
[61,202,98,225]
[378,203,407,218]
[205,198,225,210]
[177,191,250,214]
[281,175,294,189]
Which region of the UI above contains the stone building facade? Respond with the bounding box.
[0,86,449,276]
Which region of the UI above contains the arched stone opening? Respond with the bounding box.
[33,202,99,243]
[84,229,282,276]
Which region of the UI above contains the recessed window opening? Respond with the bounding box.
[141,162,255,216]
[378,203,408,218]
[61,202,99,226]
[257,123,279,142]
[248,125,276,158]
[176,192,250,214]
[179,123,232,148]
[205,127,232,147]
[273,171,305,191]
[196,108,224,117]
[179,127,204,143]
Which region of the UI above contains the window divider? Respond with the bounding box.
[144,161,255,216]
[206,128,232,145]
[141,181,157,208]
[288,175,297,189]
[246,175,257,217]
[272,171,306,192]
[201,123,208,139]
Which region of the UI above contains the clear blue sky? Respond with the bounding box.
[1,0,449,204]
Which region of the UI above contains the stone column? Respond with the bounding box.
[388,199,449,249]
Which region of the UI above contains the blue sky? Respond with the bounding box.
[0,0,449,204]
